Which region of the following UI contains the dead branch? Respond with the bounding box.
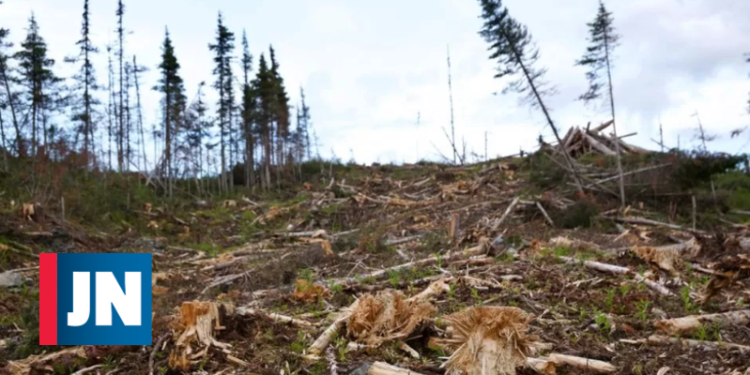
[536,202,555,227]
[559,256,674,296]
[646,334,750,352]
[492,198,520,230]
[654,310,750,335]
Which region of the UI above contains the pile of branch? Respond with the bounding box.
[554,120,647,158]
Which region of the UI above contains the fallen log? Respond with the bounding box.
[559,256,674,296]
[654,310,750,335]
[366,362,426,375]
[236,306,316,328]
[547,353,616,373]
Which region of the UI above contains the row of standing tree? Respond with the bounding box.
[0,0,315,196]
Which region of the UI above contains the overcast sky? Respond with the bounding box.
[1,0,749,164]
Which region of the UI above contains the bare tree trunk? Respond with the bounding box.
[604,30,625,207]
[447,45,457,165]
[504,36,584,194]
[133,56,147,172]
[0,69,21,156]
[0,108,8,171]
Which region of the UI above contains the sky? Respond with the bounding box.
[1,0,749,165]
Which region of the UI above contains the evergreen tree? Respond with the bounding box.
[576,0,625,206]
[155,28,185,197]
[477,0,583,192]
[269,46,290,172]
[240,30,255,188]
[208,12,235,191]
[66,0,100,165]
[0,4,21,157]
[15,14,60,157]
[253,54,275,189]
[116,0,125,172]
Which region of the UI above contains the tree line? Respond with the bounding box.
[0,0,315,196]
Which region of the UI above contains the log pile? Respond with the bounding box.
[555,120,648,158]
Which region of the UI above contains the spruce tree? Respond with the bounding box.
[576,0,624,205]
[477,0,583,192]
[240,30,255,188]
[269,46,290,173]
[208,12,235,191]
[0,6,21,156]
[15,14,59,157]
[155,28,185,197]
[254,54,274,189]
[66,0,99,165]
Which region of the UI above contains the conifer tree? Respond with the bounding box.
[577,0,625,205]
[209,13,235,191]
[254,54,275,189]
[477,0,583,192]
[15,14,59,157]
[269,46,290,174]
[155,29,185,197]
[116,0,125,172]
[66,0,99,165]
[0,5,21,157]
[240,30,255,188]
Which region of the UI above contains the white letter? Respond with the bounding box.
[68,272,90,327]
[95,272,141,326]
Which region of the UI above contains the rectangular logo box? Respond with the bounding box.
[40,253,152,345]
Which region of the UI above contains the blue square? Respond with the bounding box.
[56,253,152,345]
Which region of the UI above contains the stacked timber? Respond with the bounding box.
[555,120,649,158]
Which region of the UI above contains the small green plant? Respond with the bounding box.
[593,310,611,334]
[471,287,481,305]
[436,253,444,270]
[298,268,315,283]
[632,364,644,375]
[736,297,746,309]
[635,300,650,322]
[290,330,307,353]
[680,284,694,312]
[334,336,347,362]
[604,288,616,312]
[619,283,631,298]
[448,283,456,300]
[695,324,708,341]
[388,270,401,287]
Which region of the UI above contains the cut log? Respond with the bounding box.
[582,132,616,155]
[654,310,750,335]
[367,362,426,375]
[526,357,557,374]
[591,120,614,133]
[547,353,616,373]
